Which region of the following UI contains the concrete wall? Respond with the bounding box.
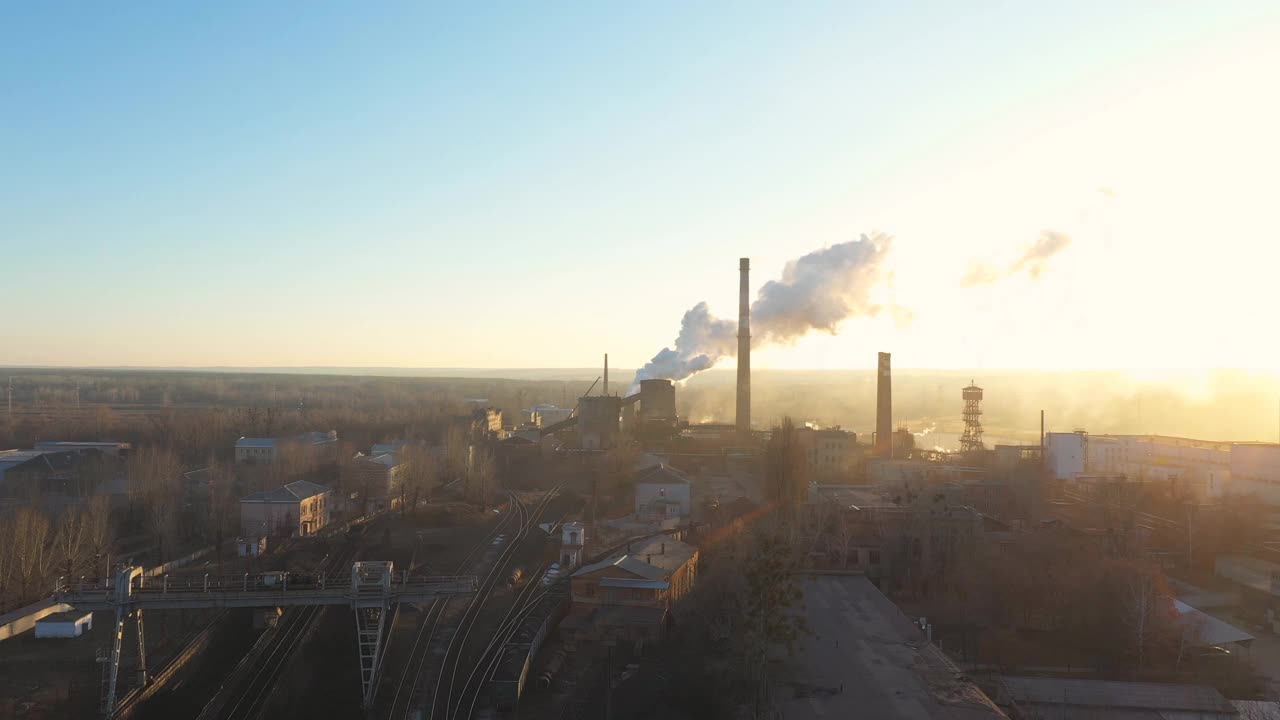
[240,501,297,537]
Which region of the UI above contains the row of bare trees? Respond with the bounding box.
[0,499,113,612]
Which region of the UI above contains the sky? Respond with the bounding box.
[3,2,1278,373]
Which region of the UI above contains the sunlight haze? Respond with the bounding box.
[3,3,1277,373]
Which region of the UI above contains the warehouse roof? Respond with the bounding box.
[573,536,696,581]
[634,463,690,485]
[1174,599,1255,646]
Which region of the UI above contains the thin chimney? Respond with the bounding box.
[603,353,608,396]
[736,258,751,437]
[875,352,892,457]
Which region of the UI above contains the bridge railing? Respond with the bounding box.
[54,573,478,604]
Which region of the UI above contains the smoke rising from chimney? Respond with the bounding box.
[632,233,898,390]
[962,229,1071,287]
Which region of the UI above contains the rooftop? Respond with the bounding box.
[634,463,691,486]
[1173,599,1255,646]
[778,573,1006,720]
[573,536,696,580]
[236,437,276,449]
[999,676,1235,717]
[241,480,332,503]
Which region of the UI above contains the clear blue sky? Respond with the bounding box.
[3,3,1277,370]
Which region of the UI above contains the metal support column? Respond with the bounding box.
[351,561,394,708]
[354,604,388,707]
[101,607,126,716]
[135,608,148,688]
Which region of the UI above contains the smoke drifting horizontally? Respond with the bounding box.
[962,229,1072,287]
[632,233,897,390]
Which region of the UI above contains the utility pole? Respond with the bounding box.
[7,376,11,417]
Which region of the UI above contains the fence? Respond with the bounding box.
[143,545,214,578]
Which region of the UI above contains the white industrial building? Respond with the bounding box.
[1044,432,1087,480]
[35,611,93,638]
[1045,431,1236,496]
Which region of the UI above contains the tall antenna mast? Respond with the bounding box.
[7,377,11,417]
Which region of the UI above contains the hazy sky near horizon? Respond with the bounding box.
[3,3,1278,373]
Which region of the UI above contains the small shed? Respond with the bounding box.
[237,536,267,557]
[35,611,93,638]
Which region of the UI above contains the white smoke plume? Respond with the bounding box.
[631,233,897,391]
[630,302,737,387]
[962,229,1071,287]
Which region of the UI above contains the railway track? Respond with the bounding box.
[379,498,522,720]
[196,540,361,720]
[454,558,555,720]
[426,487,562,720]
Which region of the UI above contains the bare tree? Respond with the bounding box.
[83,495,113,578]
[12,508,53,599]
[131,446,184,564]
[398,445,439,513]
[1125,569,1172,668]
[444,424,469,482]
[52,507,89,580]
[766,417,808,530]
[466,446,496,507]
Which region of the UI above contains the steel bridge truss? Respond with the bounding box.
[55,561,477,716]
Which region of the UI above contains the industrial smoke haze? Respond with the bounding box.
[961,229,1072,287]
[631,233,897,391]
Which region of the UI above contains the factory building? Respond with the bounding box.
[577,395,621,450]
[1046,431,1240,497]
[528,404,573,428]
[1045,431,1087,480]
[1231,443,1280,485]
[795,426,859,480]
[32,440,131,457]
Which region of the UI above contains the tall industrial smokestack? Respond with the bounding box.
[603,353,608,396]
[876,352,892,457]
[736,258,751,437]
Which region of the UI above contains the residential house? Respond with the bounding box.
[343,450,408,513]
[239,480,332,538]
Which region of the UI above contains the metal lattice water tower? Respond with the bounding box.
[960,382,984,453]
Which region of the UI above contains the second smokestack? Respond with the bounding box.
[876,352,892,457]
[736,258,751,437]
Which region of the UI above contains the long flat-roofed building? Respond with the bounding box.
[779,573,1006,720]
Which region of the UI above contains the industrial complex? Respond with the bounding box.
[2,254,1280,720]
